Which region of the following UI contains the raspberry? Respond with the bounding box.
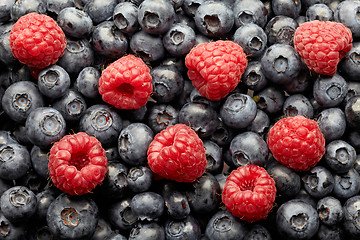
[267,115,326,172]
[48,132,108,195]
[185,40,247,101]
[222,165,276,222]
[98,55,152,110]
[9,12,67,69]
[147,124,207,182]
[294,20,352,76]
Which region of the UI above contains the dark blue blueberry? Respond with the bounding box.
[47,0,75,15]
[0,0,15,22]
[150,65,184,103]
[306,3,333,21]
[243,224,271,240]
[233,23,267,59]
[0,130,17,146]
[261,44,302,85]
[347,130,360,153]
[129,222,165,240]
[316,108,346,142]
[276,199,319,240]
[17,167,47,193]
[0,23,16,66]
[317,196,344,226]
[105,146,120,163]
[254,86,285,114]
[164,215,201,240]
[189,88,221,109]
[57,7,93,38]
[1,63,31,89]
[340,42,360,82]
[302,166,335,199]
[84,0,117,25]
[325,140,356,174]
[194,33,211,46]
[74,66,100,99]
[79,104,122,147]
[294,188,317,209]
[91,217,114,240]
[28,224,56,240]
[345,81,360,104]
[35,188,58,221]
[316,224,344,240]
[194,1,234,38]
[147,104,179,133]
[105,233,127,240]
[137,0,175,35]
[175,9,196,30]
[107,197,138,232]
[182,0,205,17]
[113,2,139,34]
[233,0,268,28]
[10,0,46,20]
[163,23,196,57]
[130,30,165,63]
[0,212,27,240]
[92,21,128,59]
[186,172,221,214]
[333,168,360,199]
[118,123,153,166]
[220,93,257,129]
[265,15,298,46]
[345,95,360,129]
[179,101,220,138]
[334,0,360,38]
[266,160,301,198]
[214,172,228,194]
[210,121,235,147]
[131,191,164,221]
[283,94,314,118]
[127,166,153,193]
[0,186,37,223]
[229,131,268,167]
[241,61,268,92]
[205,210,248,240]
[37,65,71,99]
[313,73,348,108]
[2,81,44,123]
[25,107,66,150]
[53,89,87,122]
[246,109,270,135]
[203,140,223,175]
[272,0,301,19]
[0,143,31,181]
[123,105,148,123]
[343,195,360,238]
[47,193,99,240]
[30,145,49,179]
[57,38,94,76]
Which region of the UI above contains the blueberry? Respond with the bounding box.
[0,23,16,66]
[79,104,122,147]
[324,139,356,174]
[179,102,220,138]
[203,140,223,174]
[35,188,58,221]
[47,193,99,240]
[28,224,56,240]
[189,88,220,108]
[2,81,44,123]
[334,0,360,38]
[194,0,234,38]
[205,210,248,240]
[131,191,164,221]
[301,166,335,199]
[57,7,92,38]
[345,81,360,104]
[17,167,47,194]
[0,130,18,146]
[339,42,360,82]
[294,188,317,210]
[92,217,114,240]
[53,89,87,122]
[246,109,270,135]
[163,23,196,57]
[128,222,165,240]
[47,0,75,15]
[127,166,153,193]
[84,0,118,25]
[113,2,139,34]
[317,196,344,226]
[0,186,37,223]
[265,15,298,46]
[147,104,179,133]
[316,108,346,142]
[137,0,175,35]
[233,0,268,28]
[243,224,272,240]
[345,95,360,129]
[37,64,71,99]
[92,21,128,59]
[105,233,127,240]
[10,0,46,20]
[12,124,31,146]
[164,215,201,240]
[0,212,27,240]
[74,66,100,99]
[306,3,333,21]
[175,9,196,30]
[316,224,344,240]
[272,0,301,19]
[0,0,15,22]
[220,93,257,129]
[209,120,235,147]
[129,30,165,63]
[107,197,138,231]
[343,195,360,237]
[276,199,319,240]
[0,143,31,180]
[333,168,360,199]
[253,86,285,114]
[25,107,66,150]
[30,145,49,179]
[241,61,268,91]
[283,94,314,118]
[182,0,205,17]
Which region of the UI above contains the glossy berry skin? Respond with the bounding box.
[163,23,196,57]
[129,30,165,63]
[283,94,314,118]
[324,140,356,174]
[185,40,247,101]
[57,7,93,39]
[0,212,27,240]
[98,162,128,200]
[147,104,179,134]
[164,215,201,240]
[334,0,360,38]
[9,13,66,69]
[316,108,346,142]
[265,15,298,46]
[222,165,276,222]
[37,64,71,99]
[107,197,138,231]
[127,166,153,193]
[306,3,333,22]
[332,168,360,199]
[128,222,165,240]
[160,181,190,220]
[301,166,335,199]
[343,195,360,237]
[317,196,344,226]
[233,0,268,28]
[113,2,139,34]
[244,224,271,240]
[74,66,100,99]
[48,132,108,195]
[345,95,360,129]
[0,143,31,181]
[267,115,326,171]
[147,124,207,182]
[130,191,164,221]
[293,20,353,76]
[99,54,152,110]
[83,0,117,25]
[53,89,87,122]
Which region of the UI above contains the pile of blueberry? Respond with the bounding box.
[0,0,360,239]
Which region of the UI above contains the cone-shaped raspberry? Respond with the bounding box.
[147,124,207,182]
[98,55,152,110]
[185,40,247,101]
[294,20,352,76]
[9,13,67,69]
[222,165,276,222]
[48,132,108,195]
[267,115,326,171]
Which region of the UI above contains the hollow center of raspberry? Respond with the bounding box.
[68,151,90,170]
[117,83,134,95]
[239,179,255,191]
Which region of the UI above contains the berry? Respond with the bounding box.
[113,2,139,34]
[57,7,93,39]
[317,196,344,226]
[164,215,201,240]
[130,191,165,221]
[222,165,276,222]
[98,54,152,110]
[147,124,207,182]
[301,166,335,199]
[185,40,247,101]
[9,13,66,69]
[293,20,352,76]
[267,115,326,171]
[48,132,108,195]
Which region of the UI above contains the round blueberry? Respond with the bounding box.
[182,0,205,17]
[254,86,285,114]
[244,224,271,240]
[233,0,268,28]
[339,42,360,82]
[0,0,15,22]
[37,64,71,99]
[316,223,343,240]
[306,3,333,21]
[284,69,311,94]
[324,139,356,174]
[203,140,223,175]
[10,0,46,20]
[241,61,268,92]
[163,23,196,57]
[113,2,139,34]
[147,104,179,133]
[0,212,27,239]
[47,0,75,15]
[0,143,31,181]
[283,94,314,118]
[83,0,118,25]
[317,196,344,226]
[131,191,164,221]
[333,168,360,199]
[127,166,153,193]
[108,197,138,231]
[161,182,191,220]
[128,222,165,240]
[74,66,100,99]
[345,95,360,129]
[130,30,165,63]
[91,217,114,240]
[53,89,87,122]
[272,0,301,19]
[265,15,298,46]
[301,166,335,199]
[343,195,360,237]
[35,188,58,221]
[30,145,49,179]
[334,0,360,38]
[57,7,93,38]
[316,108,346,142]
[246,109,270,135]
[164,215,201,240]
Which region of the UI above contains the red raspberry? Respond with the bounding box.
[98,55,152,110]
[294,20,352,76]
[222,165,276,222]
[147,124,207,182]
[267,115,326,172]
[9,12,66,69]
[185,40,247,101]
[48,132,108,195]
